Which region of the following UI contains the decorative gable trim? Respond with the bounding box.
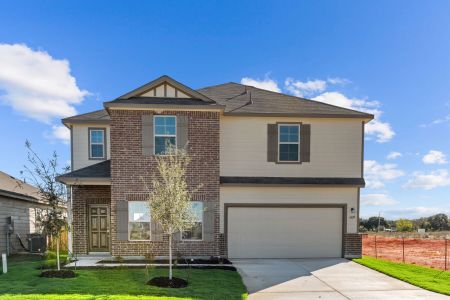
[117,75,215,103]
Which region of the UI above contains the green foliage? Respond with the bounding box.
[413,217,432,231]
[354,256,450,296]
[144,145,201,279]
[360,216,389,231]
[0,255,247,300]
[146,146,197,235]
[360,213,449,232]
[428,213,449,231]
[23,141,69,271]
[144,253,155,262]
[114,256,124,263]
[395,219,413,232]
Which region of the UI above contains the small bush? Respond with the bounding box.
[114,256,124,263]
[144,252,155,262]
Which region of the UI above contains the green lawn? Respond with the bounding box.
[354,256,450,296]
[0,255,247,300]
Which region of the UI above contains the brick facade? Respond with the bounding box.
[109,109,220,256]
[344,233,362,258]
[71,185,111,255]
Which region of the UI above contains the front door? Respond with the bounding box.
[89,205,110,252]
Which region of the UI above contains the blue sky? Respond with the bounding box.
[1,1,449,220]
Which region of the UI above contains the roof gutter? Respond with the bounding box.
[223,112,374,121]
[103,102,226,111]
[56,176,111,186]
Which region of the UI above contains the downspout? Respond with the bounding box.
[67,125,74,256]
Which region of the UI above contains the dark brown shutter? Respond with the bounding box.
[177,115,188,150]
[203,201,215,241]
[151,220,163,241]
[300,124,311,163]
[116,201,128,241]
[267,124,278,162]
[142,114,153,155]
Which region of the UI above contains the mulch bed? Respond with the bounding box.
[40,269,76,278]
[147,276,187,288]
[99,258,232,265]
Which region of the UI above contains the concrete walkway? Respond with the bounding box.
[232,258,449,300]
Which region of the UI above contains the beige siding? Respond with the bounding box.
[0,196,49,254]
[139,84,191,98]
[72,124,110,170]
[220,186,358,233]
[220,116,363,177]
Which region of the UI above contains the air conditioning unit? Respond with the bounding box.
[28,234,46,253]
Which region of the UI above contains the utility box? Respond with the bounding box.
[6,216,14,234]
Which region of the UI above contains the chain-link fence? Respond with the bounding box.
[362,234,449,270]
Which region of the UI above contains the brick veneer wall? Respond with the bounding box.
[71,185,111,255]
[344,233,362,258]
[109,109,220,256]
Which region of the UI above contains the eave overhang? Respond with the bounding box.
[220,177,366,187]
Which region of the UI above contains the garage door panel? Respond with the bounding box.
[228,207,343,258]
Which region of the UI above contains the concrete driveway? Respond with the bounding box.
[232,258,448,300]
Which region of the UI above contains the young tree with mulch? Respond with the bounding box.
[23,140,68,271]
[146,145,197,283]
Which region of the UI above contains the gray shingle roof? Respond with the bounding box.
[106,97,214,106]
[198,82,373,118]
[63,81,373,123]
[0,171,44,202]
[62,109,110,125]
[57,160,111,179]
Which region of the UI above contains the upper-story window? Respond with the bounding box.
[278,124,300,162]
[89,128,106,159]
[154,116,176,155]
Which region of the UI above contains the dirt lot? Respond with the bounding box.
[362,234,449,270]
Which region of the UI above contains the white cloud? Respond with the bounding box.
[421,114,450,127]
[0,43,88,123]
[49,125,70,144]
[422,150,447,165]
[364,160,404,189]
[365,120,395,143]
[361,194,398,206]
[327,77,351,85]
[241,76,281,93]
[387,151,402,160]
[284,78,327,97]
[404,169,450,190]
[312,91,394,143]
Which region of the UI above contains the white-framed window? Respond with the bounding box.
[89,128,106,159]
[182,201,203,241]
[278,124,300,162]
[154,116,176,155]
[128,201,151,241]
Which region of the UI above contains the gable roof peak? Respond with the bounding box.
[116,75,215,103]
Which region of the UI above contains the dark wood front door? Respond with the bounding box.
[89,205,110,252]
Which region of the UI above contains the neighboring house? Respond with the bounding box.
[0,171,51,254]
[57,75,373,259]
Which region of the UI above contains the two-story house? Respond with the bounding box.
[57,75,372,259]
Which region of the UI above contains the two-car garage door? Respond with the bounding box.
[227,206,343,258]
